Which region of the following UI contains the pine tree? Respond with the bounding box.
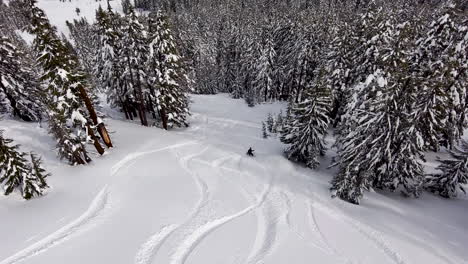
[0,131,49,199]
[147,11,190,130]
[253,38,275,103]
[326,22,358,127]
[275,110,284,133]
[23,153,50,199]
[292,33,321,104]
[28,1,90,164]
[280,71,331,169]
[122,8,148,126]
[0,132,30,196]
[262,122,268,139]
[331,69,424,204]
[244,87,256,107]
[271,120,277,134]
[331,14,426,203]
[241,36,259,106]
[27,0,112,163]
[121,0,133,15]
[413,6,468,151]
[66,17,97,77]
[330,4,385,137]
[266,113,274,132]
[425,140,468,198]
[94,7,131,119]
[0,33,42,122]
[66,17,103,117]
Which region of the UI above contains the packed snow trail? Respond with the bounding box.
[1,94,467,264]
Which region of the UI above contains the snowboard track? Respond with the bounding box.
[312,197,408,264]
[0,187,110,264]
[307,200,337,255]
[3,141,201,264]
[134,144,211,264]
[169,154,253,264]
[244,162,281,264]
[111,141,198,176]
[134,225,179,264]
[295,170,409,264]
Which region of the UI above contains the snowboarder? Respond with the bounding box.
[247,147,255,157]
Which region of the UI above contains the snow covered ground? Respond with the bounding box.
[1,94,467,264]
[36,0,123,34]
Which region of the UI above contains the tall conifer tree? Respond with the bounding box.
[147,11,190,129]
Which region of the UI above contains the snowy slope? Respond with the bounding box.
[0,94,467,264]
[36,0,123,34]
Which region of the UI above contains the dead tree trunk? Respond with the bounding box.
[125,52,148,126]
[77,84,113,149]
[160,106,168,130]
[87,124,105,155]
[135,70,148,126]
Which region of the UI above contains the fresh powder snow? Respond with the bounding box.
[1,1,467,264]
[0,94,467,264]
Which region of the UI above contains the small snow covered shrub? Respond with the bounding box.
[0,131,49,199]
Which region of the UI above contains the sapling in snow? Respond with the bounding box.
[262,122,268,139]
[0,132,49,199]
[425,140,468,198]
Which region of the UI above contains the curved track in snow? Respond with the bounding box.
[111,141,198,176]
[169,154,251,264]
[311,197,408,264]
[1,141,201,264]
[4,94,464,264]
[0,187,110,264]
[134,145,211,264]
[134,225,179,264]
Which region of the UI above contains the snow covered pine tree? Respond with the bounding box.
[94,7,132,120]
[330,6,426,204]
[0,33,42,122]
[122,8,149,126]
[281,70,331,169]
[147,11,190,130]
[0,131,49,199]
[413,6,468,151]
[27,0,112,164]
[426,140,468,198]
[266,112,274,132]
[253,38,275,103]
[262,122,268,139]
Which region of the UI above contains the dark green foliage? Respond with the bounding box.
[266,113,274,132]
[121,0,132,15]
[262,122,268,139]
[330,8,427,203]
[27,0,91,165]
[23,153,50,199]
[0,34,42,122]
[0,131,49,199]
[413,6,468,151]
[147,11,190,129]
[426,141,468,198]
[281,72,331,169]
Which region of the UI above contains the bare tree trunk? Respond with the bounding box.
[87,124,105,155]
[160,105,168,130]
[77,84,113,150]
[120,97,130,120]
[135,69,149,126]
[147,93,157,119]
[126,53,148,126]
